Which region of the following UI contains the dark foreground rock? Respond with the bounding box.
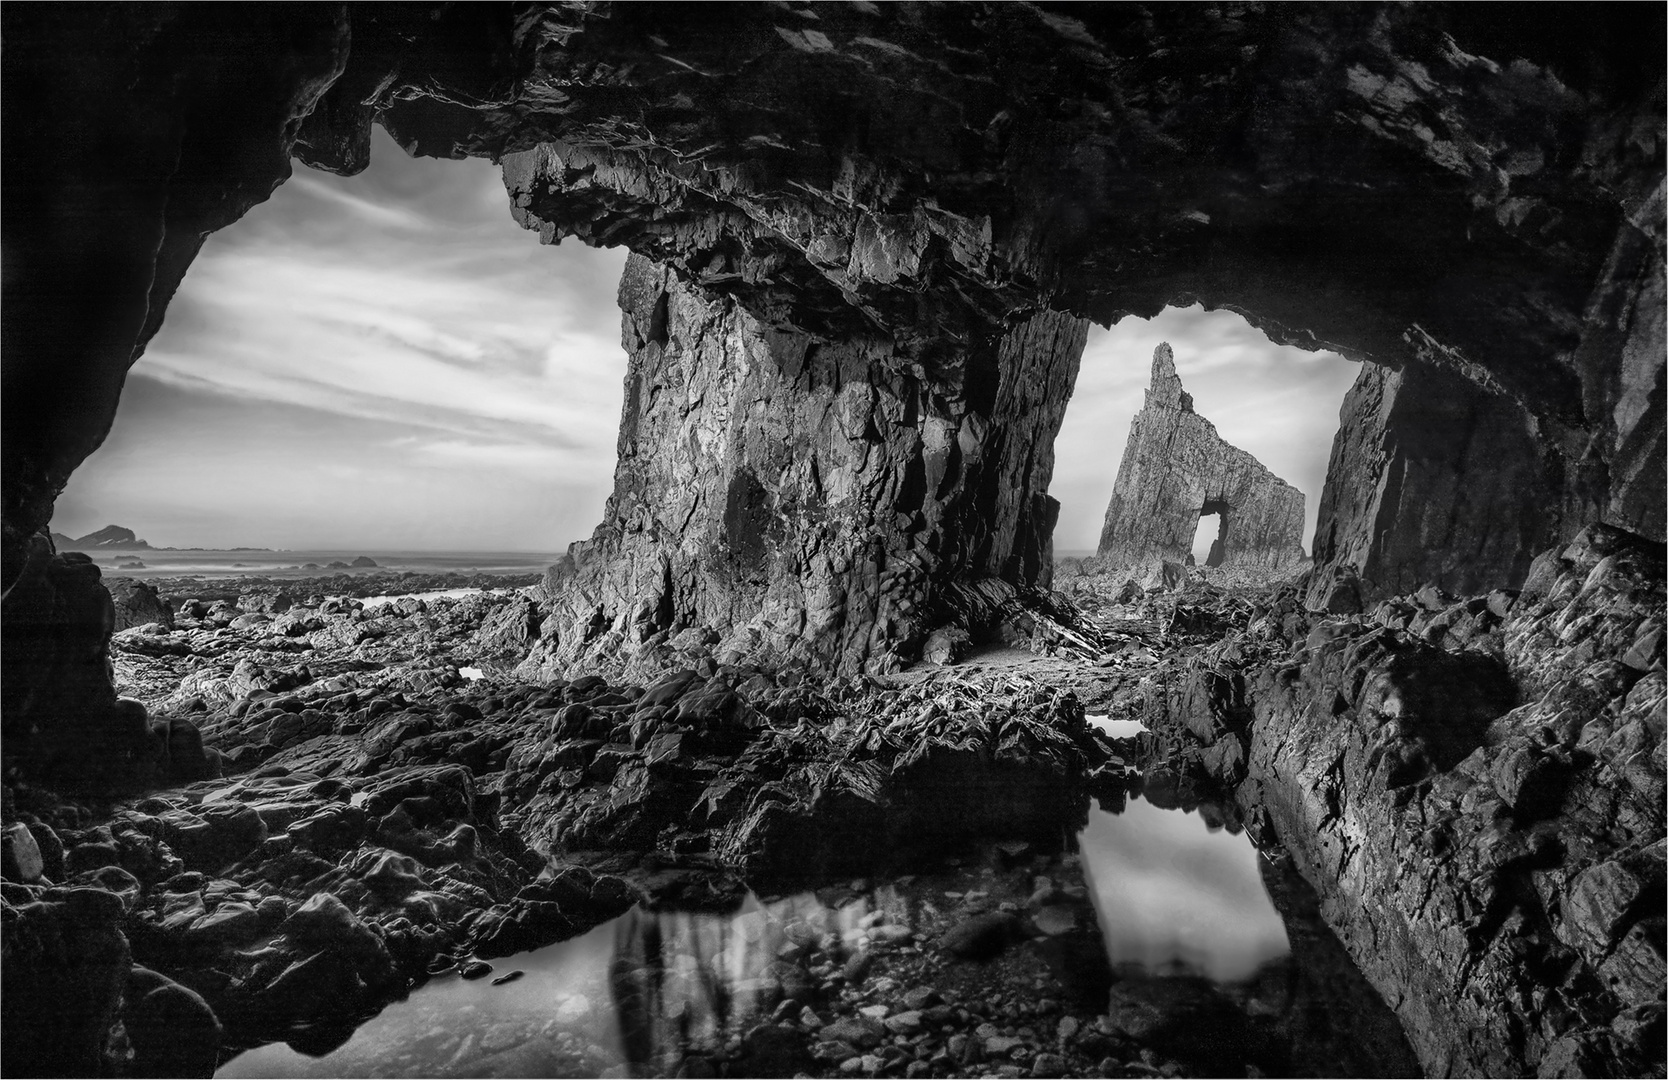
[4,608,1134,1077]
[1141,525,1667,1078]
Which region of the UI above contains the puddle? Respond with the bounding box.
[1086,713,1149,739]
[217,799,1401,1079]
[459,667,485,681]
[1078,797,1287,982]
[218,890,910,1079]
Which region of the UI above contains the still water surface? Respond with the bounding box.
[219,796,1291,1078]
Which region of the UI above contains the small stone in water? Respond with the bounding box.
[459,959,493,980]
[491,970,524,986]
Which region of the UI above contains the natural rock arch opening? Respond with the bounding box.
[1193,504,1228,568]
[0,9,1663,1080]
[4,0,1661,784]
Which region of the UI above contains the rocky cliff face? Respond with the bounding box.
[0,5,1661,786]
[1146,525,1666,1077]
[1307,360,1577,611]
[1098,344,1306,573]
[519,255,1086,678]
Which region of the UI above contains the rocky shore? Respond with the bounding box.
[3,537,1662,1079]
[1127,527,1666,1078]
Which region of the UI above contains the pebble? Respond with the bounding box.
[490,970,524,986]
[459,959,493,980]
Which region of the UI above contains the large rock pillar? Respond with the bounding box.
[1097,344,1306,573]
[522,256,1087,678]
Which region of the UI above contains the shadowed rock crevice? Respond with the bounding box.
[1098,344,1307,575]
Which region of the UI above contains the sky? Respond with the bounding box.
[56,125,1358,554]
[55,128,630,551]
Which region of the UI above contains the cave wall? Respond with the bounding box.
[0,4,1662,784]
[519,255,1086,678]
[1308,186,1666,609]
[1098,344,1306,573]
[1307,361,1572,609]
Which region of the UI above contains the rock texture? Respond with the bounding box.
[0,8,1662,778]
[107,577,174,633]
[1098,344,1306,573]
[1143,525,1667,1077]
[1307,300,1661,610]
[521,255,1086,677]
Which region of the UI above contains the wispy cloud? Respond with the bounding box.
[284,173,430,231]
[57,127,631,550]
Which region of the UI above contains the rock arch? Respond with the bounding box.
[1097,343,1307,574]
[2,3,1662,763]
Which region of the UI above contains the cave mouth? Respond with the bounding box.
[1054,312,1357,571]
[1193,502,1229,568]
[47,127,631,558]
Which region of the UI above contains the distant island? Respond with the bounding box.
[50,524,153,550]
[50,523,280,554]
[49,524,374,567]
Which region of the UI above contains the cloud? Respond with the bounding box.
[58,127,632,551]
[283,173,430,231]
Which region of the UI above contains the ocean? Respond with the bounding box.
[79,548,559,580]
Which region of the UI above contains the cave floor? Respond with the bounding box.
[8,566,1425,1080]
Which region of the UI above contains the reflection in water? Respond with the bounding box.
[219,799,1308,1078]
[1079,796,1289,983]
[218,889,906,1079]
[1086,712,1149,739]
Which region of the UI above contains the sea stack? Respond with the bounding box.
[1097,344,1305,572]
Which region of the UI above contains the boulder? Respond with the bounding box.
[106,578,173,631]
[124,966,221,1078]
[922,626,972,665]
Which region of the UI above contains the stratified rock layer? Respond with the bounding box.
[1146,525,1667,1077]
[1098,344,1306,573]
[2,6,1662,795]
[521,255,1086,678]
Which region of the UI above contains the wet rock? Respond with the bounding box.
[938,911,1022,960]
[0,885,132,1076]
[820,1016,886,1050]
[2,822,45,882]
[475,596,540,656]
[125,965,221,1078]
[282,892,386,959]
[108,578,174,632]
[1156,527,1667,1076]
[923,627,972,666]
[738,1022,812,1077]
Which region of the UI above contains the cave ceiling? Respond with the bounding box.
[1,3,1662,567]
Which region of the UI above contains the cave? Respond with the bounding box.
[1,5,1663,1079]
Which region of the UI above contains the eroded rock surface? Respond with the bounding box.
[519,255,1086,679]
[1098,344,1306,574]
[1308,359,1590,610]
[1139,525,1667,1077]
